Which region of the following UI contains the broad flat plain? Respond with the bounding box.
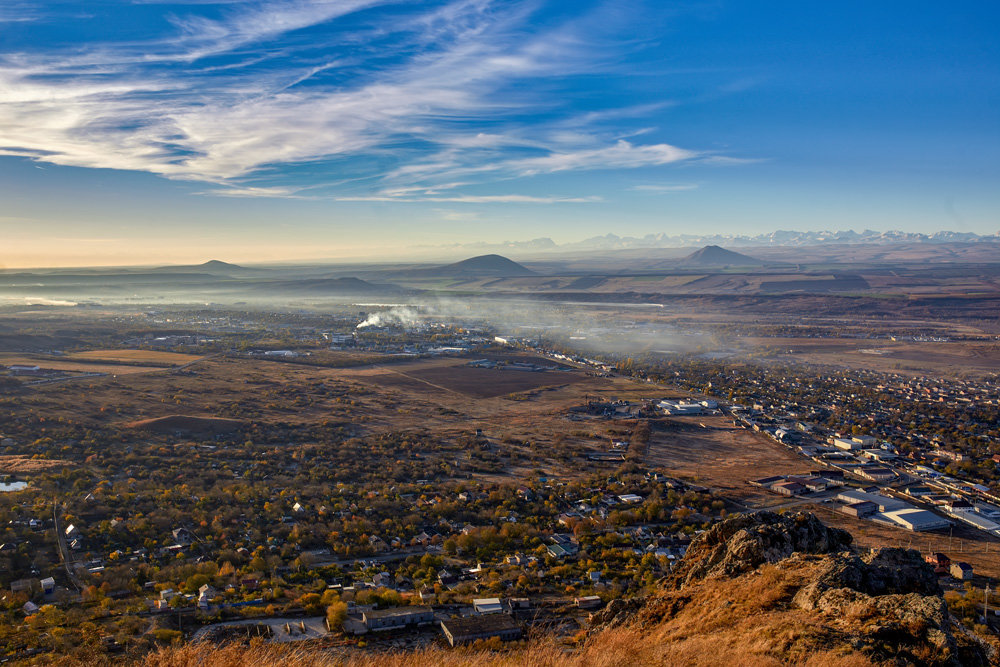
[7,348,999,569]
[8,351,804,487]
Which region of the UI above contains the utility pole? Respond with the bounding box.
[986,584,991,624]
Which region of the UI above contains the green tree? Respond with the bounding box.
[326,601,348,631]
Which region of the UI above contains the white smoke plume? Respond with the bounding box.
[356,306,420,329]
[17,297,78,306]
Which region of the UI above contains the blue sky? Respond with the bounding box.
[0,0,998,266]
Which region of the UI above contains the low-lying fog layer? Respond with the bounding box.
[352,299,717,357]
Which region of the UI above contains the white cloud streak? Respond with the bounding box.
[0,1,712,200]
[336,194,601,203]
[630,183,699,193]
[510,140,694,175]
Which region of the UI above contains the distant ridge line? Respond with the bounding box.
[423,229,1000,255]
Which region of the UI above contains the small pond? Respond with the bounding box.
[0,482,28,492]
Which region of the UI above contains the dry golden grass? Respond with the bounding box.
[0,454,74,472]
[133,626,875,667]
[134,560,881,667]
[0,353,157,374]
[69,349,204,365]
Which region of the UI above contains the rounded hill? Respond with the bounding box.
[433,254,536,277]
[680,245,766,266]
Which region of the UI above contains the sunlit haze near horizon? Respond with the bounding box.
[1,1,998,268]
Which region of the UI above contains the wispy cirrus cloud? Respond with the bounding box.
[198,185,310,198]
[631,183,699,193]
[510,140,694,176]
[0,0,721,202]
[336,193,601,203]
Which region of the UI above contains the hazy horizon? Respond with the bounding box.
[1,226,999,270]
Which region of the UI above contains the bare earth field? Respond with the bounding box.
[366,360,589,398]
[124,414,247,436]
[746,337,1000,377]
[68,349,204,365]
[644,415,808,496]
[0,353,163,375]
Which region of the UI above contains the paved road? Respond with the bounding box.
[52,500,82,592]
[311,546,442,569]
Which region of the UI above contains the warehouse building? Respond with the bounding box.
[440,615,522,647]
[880,508,951,532]
[361,606,434,631]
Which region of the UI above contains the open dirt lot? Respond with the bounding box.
[644,415,810,495]
[366,360,589,398]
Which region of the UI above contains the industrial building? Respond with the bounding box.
[835,489,909,512]
[440,615,522,647]
[833,438,862,451]
[658,400,705,415]
[361,606,434,631]
[880,508,951,532]
[472,598,504,615]
[839,500,878,518]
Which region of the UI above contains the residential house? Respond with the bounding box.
[368,536,389,553]
[950,562,974,580]
[925,553,951,576]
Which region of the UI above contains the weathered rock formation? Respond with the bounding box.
[592,512,997,666]
[673,510,852,584]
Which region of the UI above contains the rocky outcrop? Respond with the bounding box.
[588,598,647,628]
[673,511,852,585]
[792,547,940,609]
[788,548,980,664]
[603,512,997,666]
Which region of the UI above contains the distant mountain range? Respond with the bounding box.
[425,229,1000,255]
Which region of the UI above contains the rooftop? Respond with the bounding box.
[441,614,520,635]
[363,605,432,619]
